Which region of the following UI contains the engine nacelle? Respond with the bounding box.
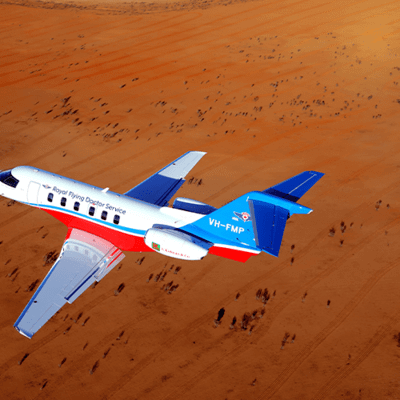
[144,228,209,260]
[172,197,217,215]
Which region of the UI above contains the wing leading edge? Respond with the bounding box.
[14,228,124,339]
[124,151,206,207]
[263,170,324,202]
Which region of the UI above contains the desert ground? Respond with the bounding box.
[1,0,400,398]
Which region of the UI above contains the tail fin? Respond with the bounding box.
[248,199,289,257]
[182,171,323,259]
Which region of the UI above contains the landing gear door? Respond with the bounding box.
[27,182,41,206]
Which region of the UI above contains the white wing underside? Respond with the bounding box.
[14,229,124,338]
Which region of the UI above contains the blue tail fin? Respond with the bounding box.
[248,200,289,257]
[182,191,313,258]
[182,171,323,258]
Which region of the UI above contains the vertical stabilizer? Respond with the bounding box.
[182,170,323,260]
[248,200,288,257]
[183,191,311,258]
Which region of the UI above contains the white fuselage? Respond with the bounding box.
[0,166,204,252]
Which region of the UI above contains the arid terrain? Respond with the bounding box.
[1,0,400,398]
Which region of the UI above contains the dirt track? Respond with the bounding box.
[1,0,400,398]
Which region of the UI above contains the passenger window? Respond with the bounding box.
[47,193,53,202]
[113,215,120,225]
[61,197,66,207]
[101,211,108,220]
[74,201,80,211]
[89,206,95,216]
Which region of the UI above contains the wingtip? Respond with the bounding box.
[309,170,325,177]
[14,326,33,339]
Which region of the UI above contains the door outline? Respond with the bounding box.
[27,182,41,205]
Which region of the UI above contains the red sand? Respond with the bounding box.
[1,0,400,398]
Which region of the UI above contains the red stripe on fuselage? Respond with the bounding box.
[42,207,152,252]
[41,207,257,262]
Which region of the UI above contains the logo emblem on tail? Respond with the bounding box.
[233,211,252,222]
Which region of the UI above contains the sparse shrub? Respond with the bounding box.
[26,279,39,292]
[174,266,181,274]
[43,250,59,266]
[114,283,125,296]
[18,353,29,365]
[58,357,67,368]
[393,332,400,347]
[103,348,110,359]
[89,360,99,374]
[74,312,83,323]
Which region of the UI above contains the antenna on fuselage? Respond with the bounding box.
[101,187,109,193]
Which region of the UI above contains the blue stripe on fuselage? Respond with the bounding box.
[19,201,146,237]
[20,201,257,254]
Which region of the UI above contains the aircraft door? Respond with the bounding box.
[27,182,41,205]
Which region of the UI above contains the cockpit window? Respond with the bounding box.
[0,170,19,188]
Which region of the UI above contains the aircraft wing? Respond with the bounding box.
[124,151,206,207]
[263,171,324,202]
[14,228,125,339]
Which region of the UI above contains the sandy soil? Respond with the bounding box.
[1,0,400,398]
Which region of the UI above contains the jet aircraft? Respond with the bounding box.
[0,151,323,338]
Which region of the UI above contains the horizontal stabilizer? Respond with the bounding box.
[249,200,288,257]
[263,171,324,202]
